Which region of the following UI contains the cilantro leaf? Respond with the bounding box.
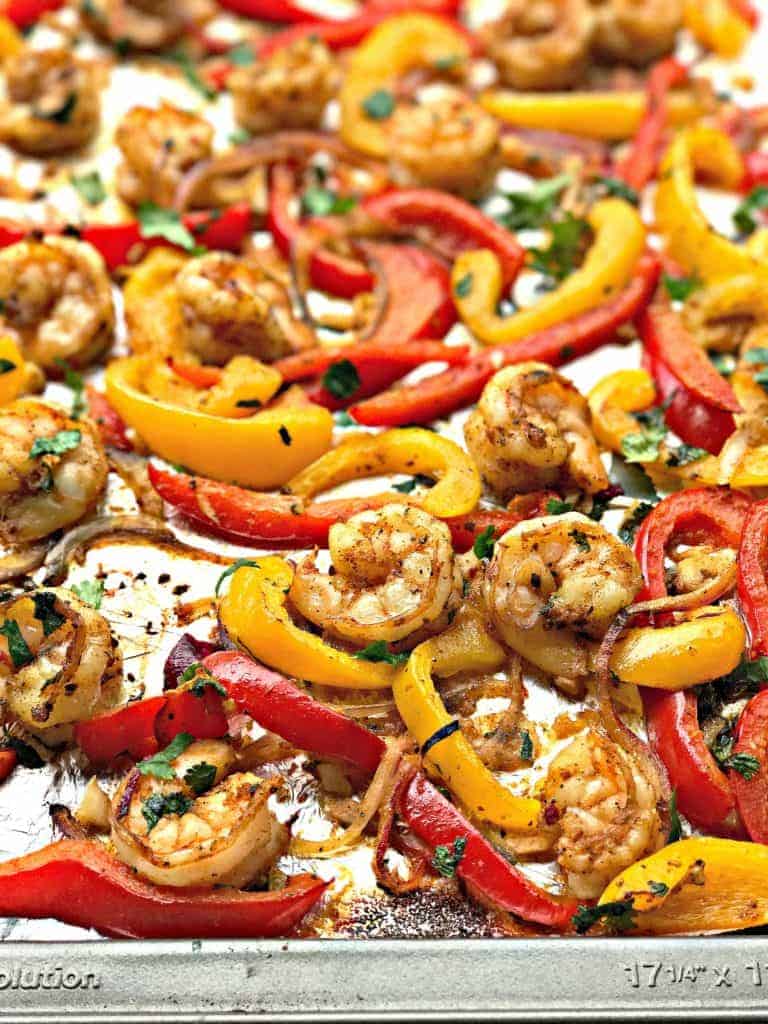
[56,362,86,419]
[301,187,357,217]
[334,410,356,427]
[321,359,361,399]
[744,347,768,365]
[649,880,669,897]
[164,49,216,100]
[569,528,590,552]
[0,620,33,668]
[227,41,255,66]
[142,791,193,832]
[184,761,217,795]
[472,525,496,560]
[608,454,658,502]
[519,730,533,761]
[665,444,708,467]
[710,352,735,377]
[572,898,636,934]
[362,89,395,120]
[727,752,761,780]
[618,502,654,545]
[431,836,467,878]
[595,177,639,205]
[496,174,571,231]
[70,579,104,609]
[30,429,81,460]
[454,272,473,298]
[353,640,409,666]
[546,498,574,515]
[32,592,65,636]
[667,789,683,844]
[0,358,16,375]
[733,185,768,236]
[137,202,200,253]
[137,732,194,780]
[393,474,435,494]
[528,213,588,288]
[662,272,700,302]
[621,405,668,463]
[214,559,260,596]
[70,170,106,206]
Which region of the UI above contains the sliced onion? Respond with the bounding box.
[43,514,173,584]
[0,541,48,582]
[163,632,219,690]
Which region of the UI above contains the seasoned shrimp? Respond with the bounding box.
[176,251,314,365]
[682,276,768,354]
[589,0,682,66]
[0,588,121,736]
[0,399,108,545]
[670,544,737,596]
[115,104,213,209]
[230,38,339,135]
[110,738,289,887]
[387,92,501,200]
[83,0,188,51]
[543,729,664,899]
[0,236,115,374]
[482,513,642,679]
[480,0,595,91]
[1,48,100,155]
[289,503,464,647]
[464,364,609,501]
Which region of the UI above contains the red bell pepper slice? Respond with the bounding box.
[642,346,736,455]
[639,300,740,414]
[74,688,228,765]
[360,188,525,288]
[0,840,327,939]
[742,150,768,191]
[1,0,63,27]
[203,651,385,774]
[274,340,468,385]
[731,689,768,842]
[400,772,577,929]
[614,58,688,192]
[644,689,743,837]
[351,252,660,426]
[0,750,16,785]
[729,0,759,27]
[738,498,768,658]
[217,0,336,20]
[85,386,133,452]
[168,360,225,389]
[148,463,541,553]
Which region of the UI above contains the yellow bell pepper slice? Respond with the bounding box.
[587,369,657,453]
[452,199,645,346]
[0,16,22,60]
[286,428,481,518]
[609,606,745,689]
[480,89,701,141]
[684,0,751,58]
[144,356,282,418]
[0,336,34,406]
[105,355,332,489]
[655,128,762,284]
[393,613,542,831]
[600,837,768,935]
[219,559,396,689]
[340,12,472,157]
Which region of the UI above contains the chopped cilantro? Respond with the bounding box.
[733,185,768,236]
[137,732,194,781]
[569,528,590,552]
[70,170,106,206]
[648,880,669,897]
[164,49,216,100]
[56,362,86,419]
[227,41,255,66]
[472,525,496,560]
[496,174,571,231]
[710,352,736,377]
[454,272,473,298]
[528,213,587,288]
[665,444,708,467]
[728,752,761,780]
[744,347,768,365]
[572,898,636,934]
[228,127,251,146]
[142,791,194,832]
[30,429,81,460]
[595,176,639,205]
[620,404,668,464]
[184,761,217,795]
[301,187,357,217]
[0,359,16,375]
[137,203,200,253]
[0,620,33,669]
[545,498,574,515]
[662,272,700,302]
[214,558,260,596]
[519,730,533,762]
[32,592,65,636]
[618,502,654,545]
[322,359,360,399]
[352,640,409,666]
[70,579,104,609]
[361,89,395,120]
[667,789,683,844]
[393,474,435,494]
[432,836,467,878]
[334,410,356,427]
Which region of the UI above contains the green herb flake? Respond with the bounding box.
[648,880,669,897]
[569,528,590,552]
[138,202,200,253]
[727,752,761,780]
[70,170,106,206]
[662,272,700,302]
[596,176,639,205]
[227,41,255,66]
[710,352,736,377]
[572,898,636,934]
[361,88,395,120]
[70,578,104,609]
[228,127,251,146]
[755,368,768,393]
[393,474,435,494]
[528,213,588,288]
[665,444,708,467]
[214,558,260,596]
[472,525,496,560]
[620,414,667,463]
[165,49,216,100]
[618,502,654,545]
[56,362,86,419]
[745,347,768,365]
[519,730,533,762]
[30,429,81,460]
[0,359,16,375]
[733,185,768,236]
[137,732,194,781]
[334,410,356,427]
[0,620,33,669]
[496,174,572,231]
[184,761,217,795]
[431,836,467,879]
[608,454,658,502]
[322,359,361,400]
[352,640,409,666]
[454,272,473,298]
[32,592,65,637]
[142,791,194,832]
[667,789,683,844]
[301,187,357,217]
[545,498,574,515]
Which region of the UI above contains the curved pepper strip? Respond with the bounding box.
[203,651,385,774]
[730,689,768,842]
[0,840,327,939]
[479,89,701,141]
[743,150,768,191]
[614,58,688,192]
[275,340,469,385]
[587,368,657,453]
[217,0,336,20]
[655,128,760,283]
[286,428,481,518]
[339,13,474,158]
[451,199,645,346]
[598,837,768,934]
[74,687,229,766]
[219,559,397,689]
[148,462,541,554]
[401,773,576,929]
[352,253,660,426]
[1,0,63,26]
[683,0,752,57]
[106,356,332,489]
[737,497,768,658]
[392,615,541,832]
[609,607,746,689]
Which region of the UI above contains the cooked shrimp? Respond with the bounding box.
[115,103,214,209]
[83,0,188,51]
[387,92,501,200]
[0,237,115,374]
[543,729,664,899]
[289,503,464,647]
[0,48,100,155]
[682,276,768,353]
[465,364,609,501]
[482,512,642,679]
[589,0,682,66]
[110,738,289,887]
[669,544,737,597]
[481,0,595,91]
[230,37,339,135]
[0,588,121,735]
[0,399,108,545]
[176,251,314,364]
